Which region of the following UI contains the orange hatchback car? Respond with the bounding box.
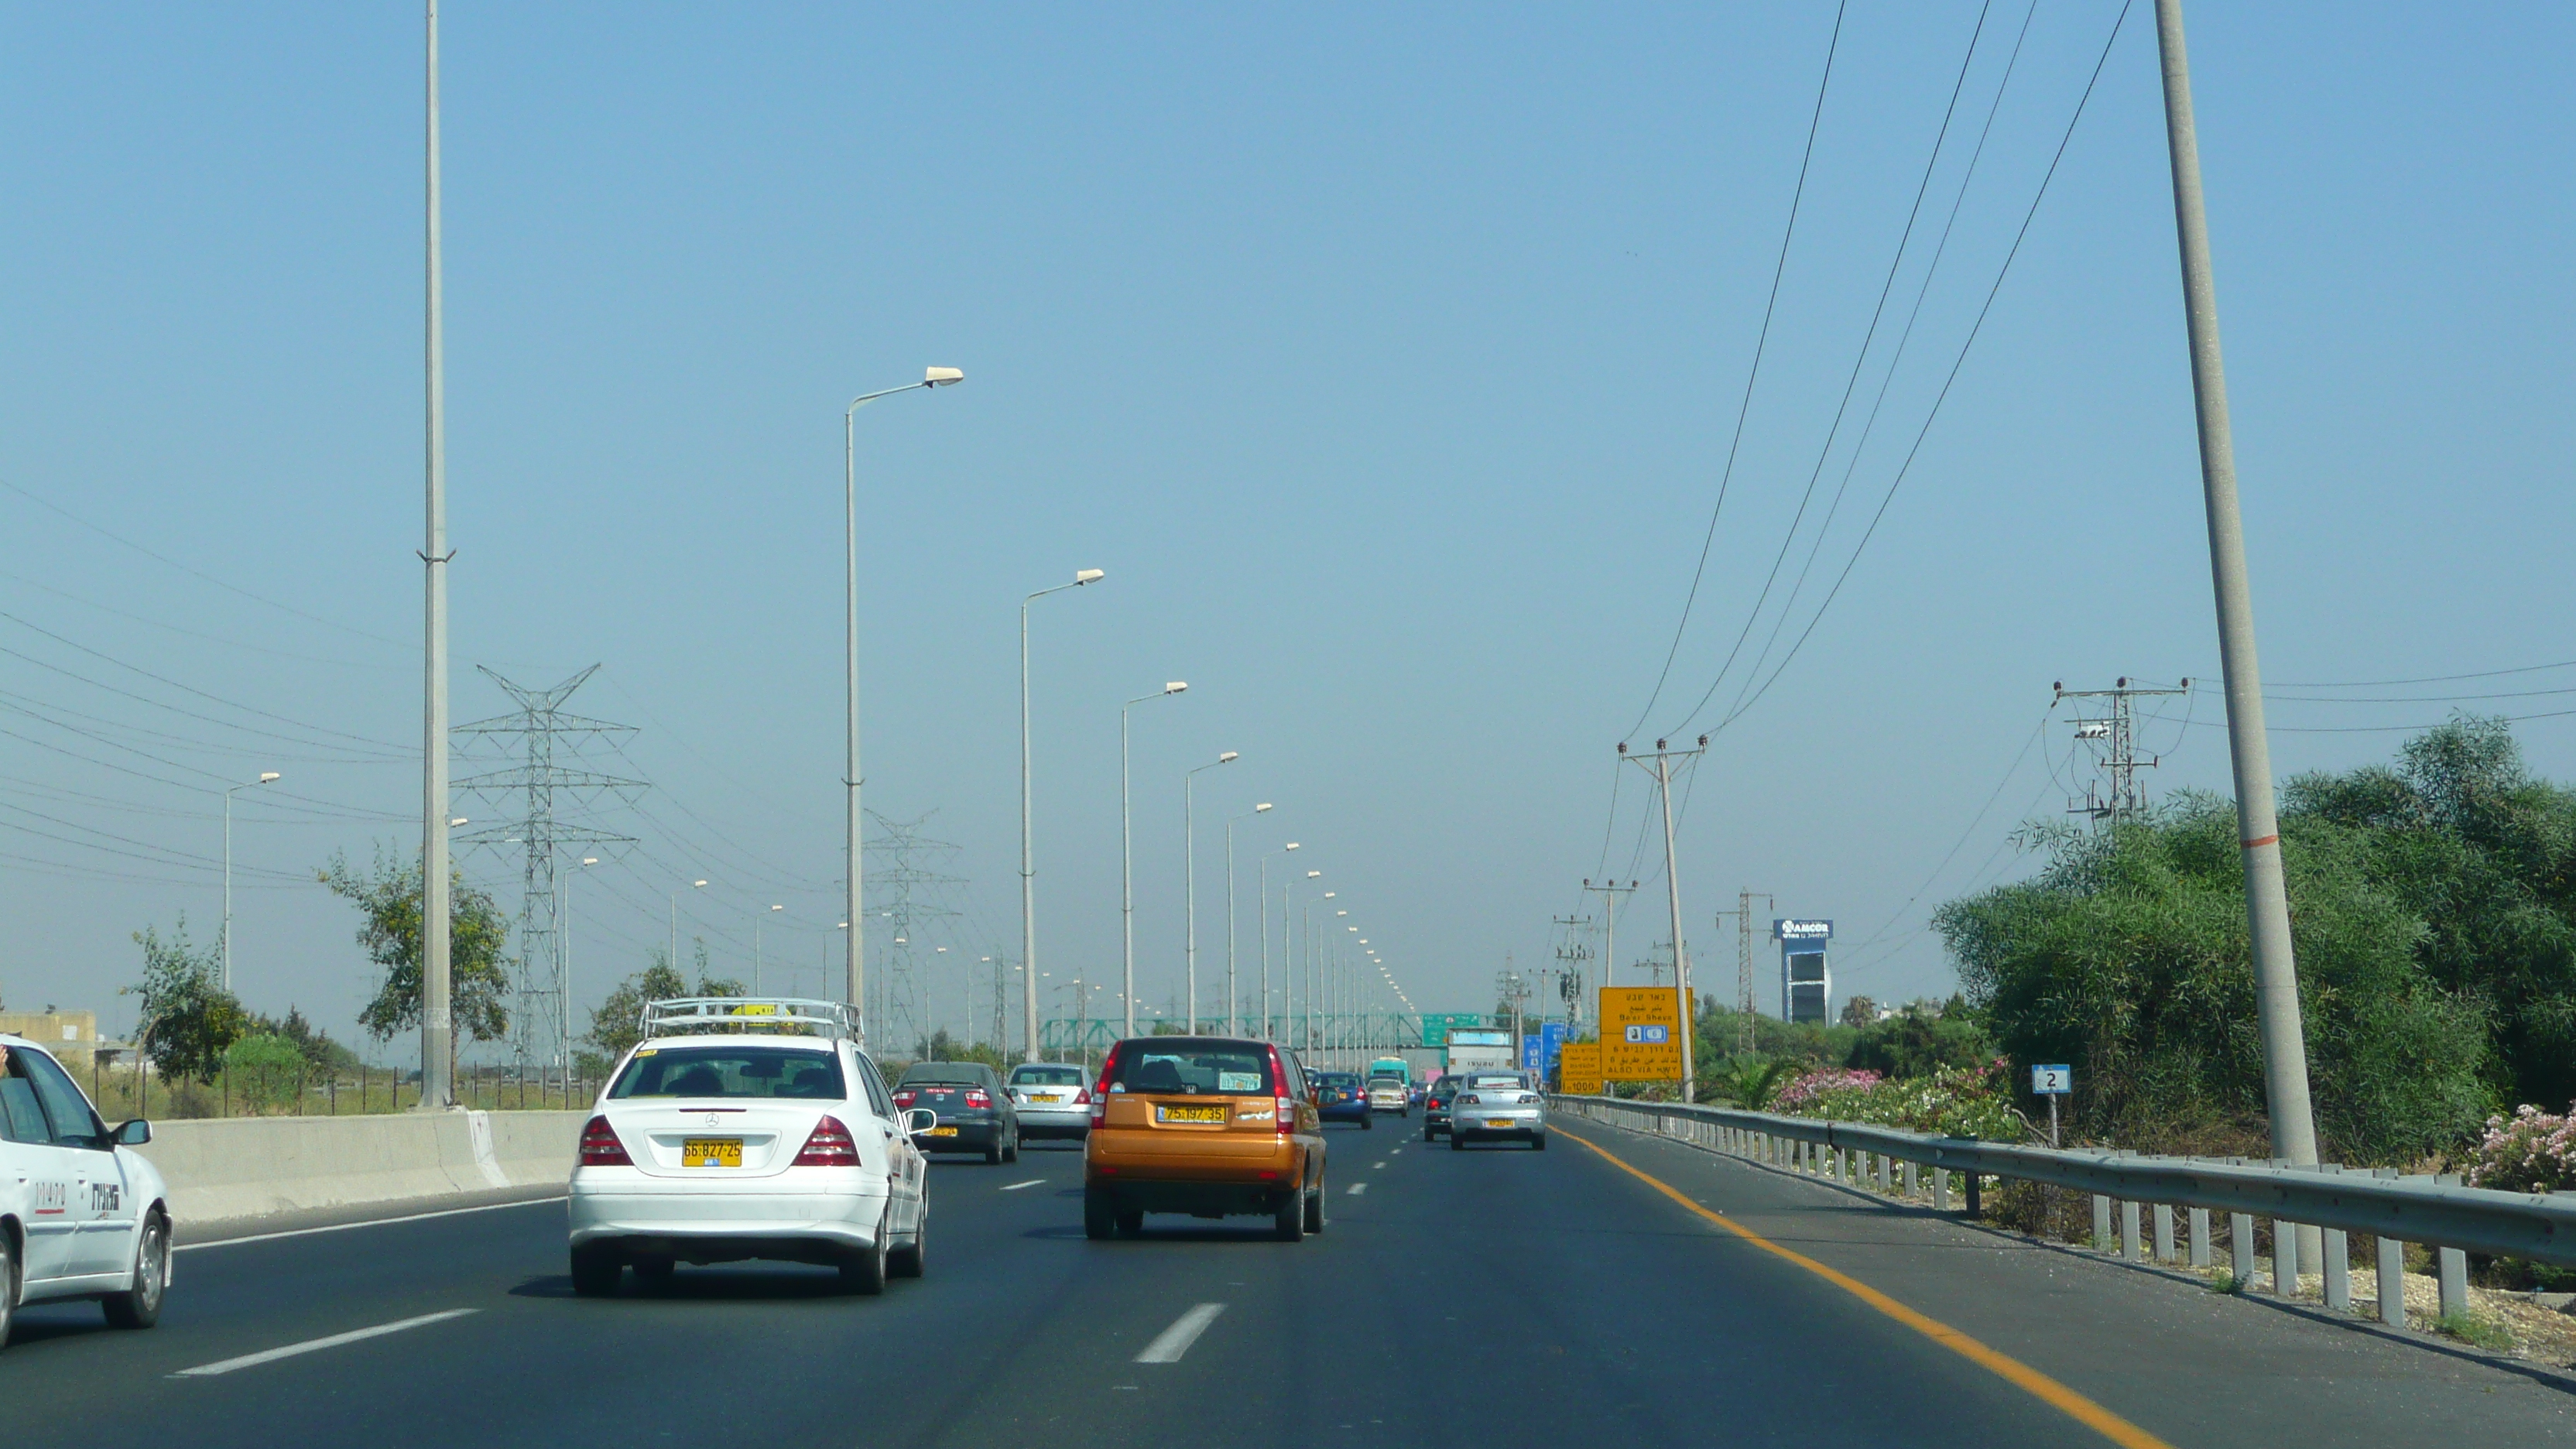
[1083,1037,1327,1241]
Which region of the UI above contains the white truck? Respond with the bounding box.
[1441,1029,1516,1076]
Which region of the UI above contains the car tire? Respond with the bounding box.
[1303,1173,1326,1235]
[1361,1114,1373,1132]
[889,1214,926,1279]
[1451,1132,1466,1152]
[1003,1132,1020,1164]
[1115,1208,1144,1238]
[632,1255,676,1289]
[570,1243,622,1297]
[1084,1187,1117,1241]
[0,1228,19,1347]
[1273,1186,1306,1242]
[1532,1133,1547,1151]
[842,1214,889,1296]
[103,1211,169,1330]
[984,1136,1005,1166]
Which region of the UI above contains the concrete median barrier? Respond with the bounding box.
[132,1111,587,1225]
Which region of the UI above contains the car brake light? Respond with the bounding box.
[793,1115,861,1167]
[891,1088,917,1107]
[1461,1094,1479,1105]
[1074,1087,1092,1105]
[578,1115,631,1166]
[1266,1046,1295,1136]
[963,1088,992,1108]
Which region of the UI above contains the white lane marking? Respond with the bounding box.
[1372,1160,1386,1170]
[1135,1303,1226,1364]
[173,1309,479,1378]
[1001,1179,1044,1191]
[1347,1182,1368,1196]
[176,1197,567,1252]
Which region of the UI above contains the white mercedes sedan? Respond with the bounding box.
[567,1000,932,1296]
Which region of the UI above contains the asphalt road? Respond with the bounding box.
[5,1115,2572,1447]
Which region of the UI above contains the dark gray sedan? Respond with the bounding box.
[892,1061,1022,1163]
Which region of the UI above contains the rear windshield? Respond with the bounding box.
[1009,1065,1086,1087]
[899,1063,988,1086]
[610,1046,844,1100]
[1467,1074,1530,1091]
[1368,1075,1404,1086]
[1105,1044,1276,1097]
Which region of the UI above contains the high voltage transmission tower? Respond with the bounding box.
[1550,913,1591,1028]
[864,810,963,1056]
[1714,890,1773,1057]
[454,666,642,1081]
[2055,677,2189,830]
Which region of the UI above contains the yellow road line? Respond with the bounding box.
[1560,1125,2174,1449]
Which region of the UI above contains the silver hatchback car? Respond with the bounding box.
[1005,1062,1092,1141]
[1447,1070,1545,1149]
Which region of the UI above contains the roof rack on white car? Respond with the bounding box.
[639,997,856,1042]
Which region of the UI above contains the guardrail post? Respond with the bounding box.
[2375,1232,2406,1327]
[2437,1246,2468,1321]
[1903,1160,1918,1200]
[2187,1207,2209,1269]
[1964,1168,1980,1218]
[2092,1195,2113,1252]
[2231,1212,2256,1286]
[2153,1203,2176,1262]
[2322,1228,2350,1310]
[2122,1201,2143,1262]
[2273,1217,2300,1298]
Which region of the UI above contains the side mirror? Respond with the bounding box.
[114,1118,152,1146]
[900,1108,937,1136]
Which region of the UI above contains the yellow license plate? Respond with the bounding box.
[1157,1105,1228,1124]
[682,1138,742,1167]
[1486,1118,1515,1129]
[926,1125,959,1136]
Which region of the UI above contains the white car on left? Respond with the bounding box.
[567,999,933,1297]
[0,1033,170,1346]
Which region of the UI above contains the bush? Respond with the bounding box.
[2465,1103,2576,1193]
[222,1034,307,1113]
[1775,1060,2023,1141]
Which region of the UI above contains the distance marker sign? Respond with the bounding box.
[2031,1064,2073,1095]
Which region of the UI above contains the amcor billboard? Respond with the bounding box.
[1773,919,1834,1026]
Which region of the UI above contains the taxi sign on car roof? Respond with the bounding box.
[640,997,855,1042]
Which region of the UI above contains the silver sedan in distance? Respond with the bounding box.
[1005,1062,1092,1141]
[1447,1070,1546,1150]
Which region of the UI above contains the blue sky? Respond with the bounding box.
[1,3,2569,1057]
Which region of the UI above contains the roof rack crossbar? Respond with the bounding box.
[639,996,856,1043]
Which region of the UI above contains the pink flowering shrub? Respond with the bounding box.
[1773,1067,1882,1112]
[1773,1058,2021,1139]
[2466,1104,2576,1193]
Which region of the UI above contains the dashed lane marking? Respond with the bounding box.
[1002,1180,1044,1190]
[1347,1182,1368,1196]
[1557,1127,2174,1449]
[1136,1303,1226,1364]
[173,1310,479,1378]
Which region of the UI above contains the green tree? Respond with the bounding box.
[129,918,248,1084]
[319,850,511,1064]
[1706,1054,1800,1111]
[586,944,741,1063]
[1845,998,1995,1079]
[223,1033,307,1112]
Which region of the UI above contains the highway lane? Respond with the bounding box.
[4,1118,2572,1447]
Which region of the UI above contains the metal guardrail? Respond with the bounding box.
[1556,1094,2576,1328]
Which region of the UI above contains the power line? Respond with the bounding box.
[1624,0,1848,740]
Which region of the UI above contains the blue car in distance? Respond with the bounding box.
[1311,1071,1373,1129]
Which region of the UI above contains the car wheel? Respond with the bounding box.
[1533,1134,1547,1151]
[1273,1185,1306,1242]
[1084,1187,1117,1241]
[103,1211,170,1330]
[632,1255,676,1289]
[984,1136,1005,1166]
[842,1213,889,1296]
[1003,1132,1020,1164]
[1361,1114,1373,1132]
[1451,1132,1465,1152]
[0,1228,19,1346]
[889,1214,926,1279]
[1423,1126,1435,1142]
[569,1243,622,1297]
[1115,1208,1144,1238]
[1303,1173,1326,1234]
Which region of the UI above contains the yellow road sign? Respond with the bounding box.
[1599,985,1692,1081]
[1557,1041,1603,1096]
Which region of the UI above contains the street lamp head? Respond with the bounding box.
[582,856,599,866]
[769,904,783,912]
[1284,841,1300,851]
[924,366,964,386]
[693,879,709,889]
[1306,870,1321,879]
[449,817,469,827]
[1254,802,1272,813]
[1074,568,1105,585]
[1165,681,1187,694]
[256,772,281,784]
[1217,751,1238,764]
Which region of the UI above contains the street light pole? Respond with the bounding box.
[1183,752,1239,1036]
[561,855,598,1083]
[1020,569,1105,1062]
[843,365,964,1045]
[1225,804,1273,1036]
[221,771,279,994]
[1259,842,1299,1040]
[670,879,706,972]
[2153,0,2319,1178]
[753,904,781,993]
[1121,683,1187,1037]
[420,0,454,1113]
